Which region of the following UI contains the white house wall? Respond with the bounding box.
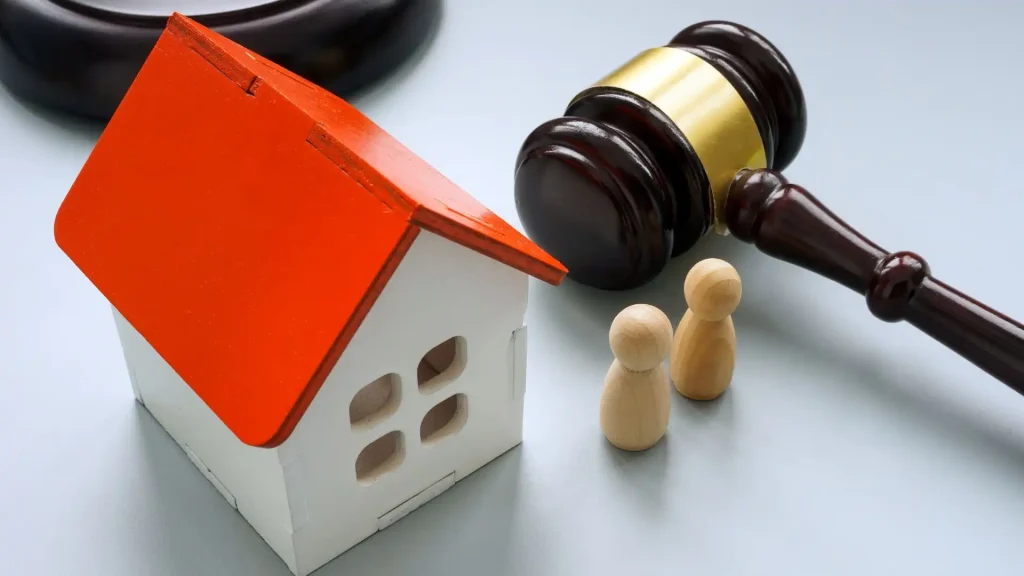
[278,229,530,575]
[112,310,298,572]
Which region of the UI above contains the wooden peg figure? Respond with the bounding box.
[671,258,742,400]
[600,304,673,451]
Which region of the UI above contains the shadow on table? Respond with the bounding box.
[735,290,1024,470]
[597,429,674,513]
[131,407,291,576]
[320,447,541,576]
[131,402,539,576]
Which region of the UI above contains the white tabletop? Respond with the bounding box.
[4,1,1024,574]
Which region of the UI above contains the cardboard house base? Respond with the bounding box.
[53,14,565,576]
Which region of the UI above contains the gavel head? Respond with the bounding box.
[513,21,807,290]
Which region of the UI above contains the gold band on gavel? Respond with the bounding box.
[585,47,767,235]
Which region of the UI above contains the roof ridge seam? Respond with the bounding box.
[167,15,257,93]
[306,137,392,214]
[305,124,414,214]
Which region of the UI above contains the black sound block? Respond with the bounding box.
[0,0,442,121]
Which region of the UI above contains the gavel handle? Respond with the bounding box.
[725,169,1024,393]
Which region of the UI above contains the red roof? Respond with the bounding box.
[54,14,566,448]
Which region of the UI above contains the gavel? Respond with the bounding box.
[513,21,1024,391]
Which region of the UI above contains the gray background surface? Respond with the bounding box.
[3,1,1024,574]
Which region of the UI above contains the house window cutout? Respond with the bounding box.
[349,373,401,430]
[355,431,405,485]
[420,393,468,446]
[417,336,467,393]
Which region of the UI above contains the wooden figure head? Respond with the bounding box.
[684,258,742,322]
[609,304,673,372]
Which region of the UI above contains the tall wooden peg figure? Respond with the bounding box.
[600,304,673,451]
[671,258,742,401]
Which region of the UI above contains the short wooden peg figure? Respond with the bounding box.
[600,304,673,451]
[671,258,742,401]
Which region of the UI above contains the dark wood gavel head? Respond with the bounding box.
[515,20,1024,396]
[513,20,807,290]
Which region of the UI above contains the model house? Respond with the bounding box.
[53,14,566,576]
